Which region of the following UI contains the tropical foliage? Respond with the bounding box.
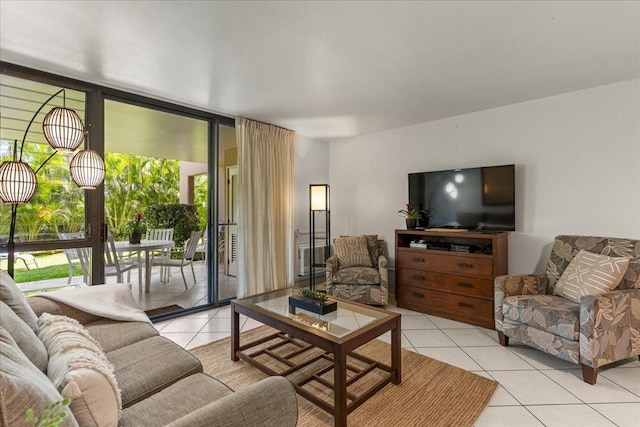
[193,174,208,230]
[0,147,191,241]
[104,153,180,237]
[0,143,84,240]
[145,204,200,247]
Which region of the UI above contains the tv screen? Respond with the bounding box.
[408,164,515,231]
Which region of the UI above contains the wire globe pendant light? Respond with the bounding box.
[0,86,106,279]
[70,149,106,189]
[0,160,37,203]
[42,106,85,151]
[0,88,105,205]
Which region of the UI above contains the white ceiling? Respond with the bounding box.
[1,1,639,141]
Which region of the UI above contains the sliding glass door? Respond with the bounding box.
[1,62,237,314]
[103,99,210,311]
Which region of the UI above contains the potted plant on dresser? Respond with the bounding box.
[398,204,429,229]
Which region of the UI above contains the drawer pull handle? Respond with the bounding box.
[411,257,425,263]
[411,292,425,299]
[457,262,473,269]
[412,275,425,281]
[457,282,473,288]
[457,302,474,308]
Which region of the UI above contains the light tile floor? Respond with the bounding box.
[154,303,640,427]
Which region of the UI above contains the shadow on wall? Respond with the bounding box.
[508,233,554,275]
[535,241,554,273]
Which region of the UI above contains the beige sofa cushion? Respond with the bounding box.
[85,319,159,353]
[554,250,630,303]
[0,326,78,427]
[108,336,202,407]
[0,301,48,372]
[0,269,38,330]
[38,314,121,427]
[120,373,232,426]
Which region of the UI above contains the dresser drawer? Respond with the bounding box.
[397,250,493,278]
[397,286,494,328]
[397,268,493,298]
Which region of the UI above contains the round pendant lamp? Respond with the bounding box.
[69,149,106,189]
[42,107,85,151]
[0,161,38,203]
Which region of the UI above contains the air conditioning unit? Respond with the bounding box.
[297,243,331,276]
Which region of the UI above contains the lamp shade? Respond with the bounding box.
[69,150,105,189]
[310,184,330,211]
[42,107,85,151]
[0,161,38,203]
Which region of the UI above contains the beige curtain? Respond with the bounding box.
[236,117,296,297]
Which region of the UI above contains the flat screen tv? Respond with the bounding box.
[408,164,515,231]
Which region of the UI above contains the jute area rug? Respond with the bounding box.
[190,325,498,427]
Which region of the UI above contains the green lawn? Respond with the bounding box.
[1,252,84,283]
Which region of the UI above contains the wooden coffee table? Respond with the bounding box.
[231,287,401,427]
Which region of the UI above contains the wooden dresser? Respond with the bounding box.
[394,229,508,329]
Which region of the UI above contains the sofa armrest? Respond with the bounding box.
[326,255,339,286]
[165,377,298,427]
[494,274,547,331]
[579,288,640,368]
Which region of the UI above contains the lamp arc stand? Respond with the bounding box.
[2,89,102,278]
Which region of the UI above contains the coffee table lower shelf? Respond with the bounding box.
[231,288,401,427]
[235,330,397,420]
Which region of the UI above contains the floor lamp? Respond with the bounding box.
[0,89,105,277]
[309,184,330,291]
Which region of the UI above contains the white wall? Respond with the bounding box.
[179,161,207,203]
[329,79,640,275]
[294,133,330,247]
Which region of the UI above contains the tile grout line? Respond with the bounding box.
[585,402,623,427]
[184,310,240,349]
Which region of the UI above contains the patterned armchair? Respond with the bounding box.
[495,235,640,384]
[326,235,388,306]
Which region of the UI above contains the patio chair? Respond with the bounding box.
[195,225,208,262]
[105,236,142,290]
[59,232,90,284]
[146,228,174,280]
[152,230,203,289]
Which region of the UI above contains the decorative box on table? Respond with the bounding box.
[289,296,337,315]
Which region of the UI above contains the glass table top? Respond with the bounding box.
[236,288,391,338]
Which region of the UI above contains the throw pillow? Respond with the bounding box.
[334,236,372,268]
[0,326,78,427]
[0,269,38,331]
[37,313,122,427]
[554,250,630,303]
[0,301,48,372]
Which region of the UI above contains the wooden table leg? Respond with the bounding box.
[334,348,348,427]
[231,303,240,361]
[391,316,402,385]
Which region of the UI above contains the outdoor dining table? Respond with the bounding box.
[114,239,174,293]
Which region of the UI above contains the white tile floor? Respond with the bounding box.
[154,302,640,427]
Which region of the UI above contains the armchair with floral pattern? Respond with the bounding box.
[495,235,640,384]
[326,235,388,306]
